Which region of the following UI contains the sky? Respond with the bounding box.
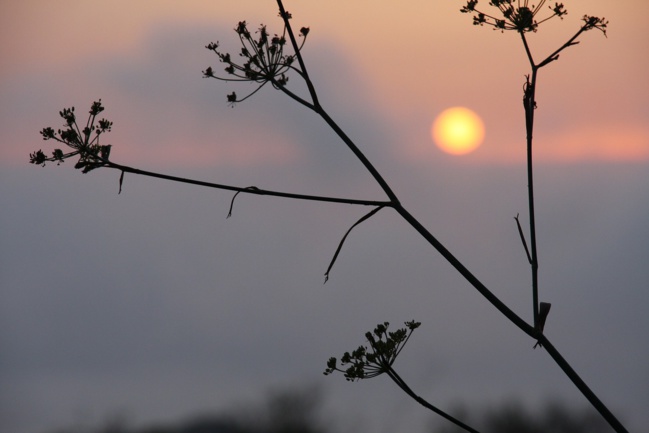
[1,1,648,432]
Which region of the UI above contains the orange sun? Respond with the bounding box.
[432,107,485,155]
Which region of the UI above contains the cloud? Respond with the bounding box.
[536,123,649,162]
[5,18,400,208]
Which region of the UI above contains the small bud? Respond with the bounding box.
[89,100,104,116]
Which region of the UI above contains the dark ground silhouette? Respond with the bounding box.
[45,388,614,433]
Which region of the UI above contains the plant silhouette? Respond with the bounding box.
[30,1,626,432]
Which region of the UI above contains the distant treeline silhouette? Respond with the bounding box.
[431,400,612,433]
[45,388,613,433]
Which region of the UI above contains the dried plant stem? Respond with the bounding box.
[276,2,627,431]
[385,367,480,433]
[522,41,541,329]
[517,30,627,432]
[103,160,392,208]
[33,3,626,432]
[276,1,399,205]
[519,24,594,329]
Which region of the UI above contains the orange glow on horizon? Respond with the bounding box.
[535,124,649,163]
[1,0,646,168]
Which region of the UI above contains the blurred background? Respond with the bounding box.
[1,1,648,432]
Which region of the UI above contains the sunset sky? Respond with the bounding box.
[1,1,648,432]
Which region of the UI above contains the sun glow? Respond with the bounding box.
[432,107,485,155]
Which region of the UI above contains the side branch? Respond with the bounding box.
[277,0,320,106]
[105,161,392,208]
[325,205,385,282]
[274,0,399,205]
[514,213,533,264]
[386,368,480,433]
[537,27,585,68]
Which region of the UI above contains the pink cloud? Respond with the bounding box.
[536,123,649,163]
[111,130,306,169]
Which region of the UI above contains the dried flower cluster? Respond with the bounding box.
[30,100,113,173]
[461,1,606,35]
[203,12,309,106]
[323,321,421,381]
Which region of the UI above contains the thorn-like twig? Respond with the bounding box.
[118,170,125,194]
[515,213,532,264]
[227,186,260,218]
[324,205,385,283]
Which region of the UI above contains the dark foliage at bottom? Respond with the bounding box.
[431,401,612,433]
[44,389,616,433]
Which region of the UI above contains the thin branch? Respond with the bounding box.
[514,213,532,264]
[275,0,400,205]
[520,32,536,67]
[539,335,629,433]
[276,0,320,106]
[118,170,125,194]
[102,160,392,208]
[394,204,536,336]
[516,20,629,433]
[227,187,260,218]
[324,205,385,282]
[384,367,480,433]
[316,109,401,204]
[273,79,316,110]
[537,27,587,68]
[521,31,540,329]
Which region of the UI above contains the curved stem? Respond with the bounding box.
[385,367,480,433]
